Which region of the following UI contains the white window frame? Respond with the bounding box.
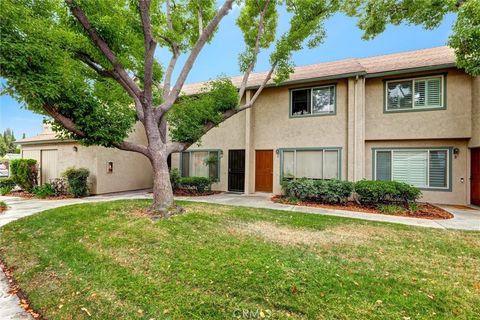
[291,85,336,117]
[373,148,450,190]
[385,75,444,112]
[281,148,340,180]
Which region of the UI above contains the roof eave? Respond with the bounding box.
[364,63,457,78]
[16,138,75,146]
[245,71,368,90]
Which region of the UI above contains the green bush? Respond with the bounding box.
[32,183,55,198]
[314,179,354,204]
[179,176,213,193]
[377,204,404,215]
[62,167,89,197]
[354,180,421,205]
[281,178,317,200]
[10,159,38,191]
[281,178,354,204]
[0,178,15,195]
[0,201,7,211]
[170,168,181,191]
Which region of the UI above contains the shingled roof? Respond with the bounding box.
[182,46,456,95]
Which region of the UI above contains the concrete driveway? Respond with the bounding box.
[0,191,479,319]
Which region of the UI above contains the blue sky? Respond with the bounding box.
[0,9,456,139]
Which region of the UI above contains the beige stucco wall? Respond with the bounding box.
[251,79,349,194]
[365,139,470,205]
[170,68,476,205]
[22,142,100,193]
[470,76,480,148]
[172,111,246,191]
[365,69,473,140]
[21,122,153,194]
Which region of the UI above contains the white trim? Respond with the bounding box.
[374,148,449,190]
[385,75,444,111]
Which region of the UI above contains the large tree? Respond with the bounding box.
[1,0,478,215]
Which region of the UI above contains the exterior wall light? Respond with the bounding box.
[453,148,460,158]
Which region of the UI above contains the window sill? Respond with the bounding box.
[290,112,336,118]
[384,106,446,114]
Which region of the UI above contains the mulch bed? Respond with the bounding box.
[174,189,222,197]
[6,191,73,200]
[271,195,453,220]
[0,258,43,319]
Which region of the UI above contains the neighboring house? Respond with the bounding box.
[171,46,480,206]
[16,123,152,194]
[0,153,21,177]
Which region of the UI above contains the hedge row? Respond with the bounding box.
[281,178,421,205]
[170,169,214,193]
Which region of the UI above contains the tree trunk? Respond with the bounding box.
[149,151,175,217]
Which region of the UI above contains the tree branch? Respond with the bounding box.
[65,0,142,99]
[43,104,150,157]
[139,0,157,105]
[160,0,235,113]
[167,62,277,154]
[162,0,180,102]
[74,51,145,122]
[238,0,271,102]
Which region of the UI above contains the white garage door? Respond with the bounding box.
[41,149,58,184]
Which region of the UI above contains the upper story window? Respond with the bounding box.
[291,85,336,117]
[385,75,444,112]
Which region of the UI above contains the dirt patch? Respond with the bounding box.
[231,221,389,247]
[6,191,74,200]
[271,196,453,220]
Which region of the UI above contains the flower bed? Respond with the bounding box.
[174,189,222,197]
[271,195,453,219]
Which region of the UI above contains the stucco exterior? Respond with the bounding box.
[19,123,153,194]
[174,62,478,205]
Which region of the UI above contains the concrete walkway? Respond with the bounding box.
[0,191,479,319]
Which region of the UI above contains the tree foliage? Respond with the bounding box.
[0,129,19,157]
[168,78,238,143]
[343,0,480,76]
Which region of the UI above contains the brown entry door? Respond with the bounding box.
[255,150,273,192]
[472,148,480,206]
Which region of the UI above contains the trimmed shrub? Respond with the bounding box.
[354,180,421,205]
[32,183,55,198]
[281,178,317,200]
[50,178,69,196]
[179,176,213,193]
[281,178,354,204]
[10,159,38,191]
[170,168,181,191]
[62,167,90,197]
[0,178,15,195]
[314,179,354,204]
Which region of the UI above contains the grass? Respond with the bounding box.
[0,200,479,319]
[376,204,404,215]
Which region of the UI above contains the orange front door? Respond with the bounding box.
[255,150,273,192]
[472,148,480,206]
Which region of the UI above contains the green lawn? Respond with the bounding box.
[0,200,479,319]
